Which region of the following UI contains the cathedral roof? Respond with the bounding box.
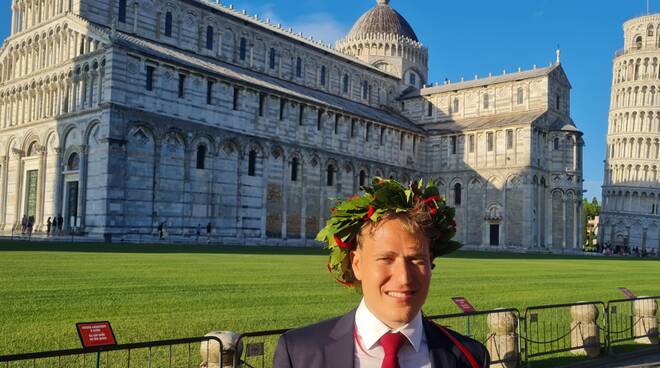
[111,32,424,134]
[549,118,582,134]
[402,64,564,99]
[346,0,419,42]
[420,110,547,134]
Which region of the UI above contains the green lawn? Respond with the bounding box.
[1,241,659,366]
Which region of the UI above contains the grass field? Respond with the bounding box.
[1,241,659,365]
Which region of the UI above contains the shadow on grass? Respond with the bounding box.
[0,240,659,262]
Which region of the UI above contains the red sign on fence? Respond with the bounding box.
[618,287,636,299]
[76,322,117,348]
[451,297,476,313]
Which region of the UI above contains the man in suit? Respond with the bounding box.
[273,179,490,368]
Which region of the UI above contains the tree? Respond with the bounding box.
[583,197,601,249]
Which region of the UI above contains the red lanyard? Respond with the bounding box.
[354,323,480,368]
[435,324,480,368]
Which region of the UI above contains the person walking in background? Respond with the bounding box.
[206,222,212,243]
[27,217,33,238]
[158,222,164,240]
[46,217,52,236]
[57,214,63,234]
[21,215,28,235]
[196,223,202,242]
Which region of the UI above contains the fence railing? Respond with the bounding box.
[0,297,658,368]
[0,336,223,368]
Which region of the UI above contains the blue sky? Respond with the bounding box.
[0,1,654,201]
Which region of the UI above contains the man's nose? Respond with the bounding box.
[393,258,414,285]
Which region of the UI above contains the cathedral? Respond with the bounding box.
[0,0,584,250]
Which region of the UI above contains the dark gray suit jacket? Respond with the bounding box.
[273,309,490,368]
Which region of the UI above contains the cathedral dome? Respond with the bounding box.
[346,0,419,42]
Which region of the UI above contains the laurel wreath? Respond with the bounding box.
[316,177,462,287]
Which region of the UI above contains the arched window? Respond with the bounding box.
[427,101,433,116]
[239,37,247,61]
[453,183,462,206]
[320,66,326,86]
[483,94,489,109]
[636,35,643,50]
[359,170,367,187]
[517,87,524,105]
[164,12,173,37]
[409,72,416,86]
[554,137,560,150]
[118,0,127,23]
[453,97,459,113]
[196,145,206,169]
[205,26,214,50]
[649,25,655,37]
[248,150,256,176]
[269,48,276,69]
[26,142,38,156]
[327,165,335,186]
[296,57,302,78]
[362,81,368,100]
[342,74,349,94]
[67,152,80,171]
[291,157,299,182]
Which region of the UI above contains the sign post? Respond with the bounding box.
[617,287,636,299]
[76,321,117,368]
[451,297,476,337]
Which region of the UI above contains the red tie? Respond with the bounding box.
[380,332,407,368]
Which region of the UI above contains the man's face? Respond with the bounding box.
[351,218,432,329]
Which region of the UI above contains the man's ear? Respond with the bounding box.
[351,249,363,281]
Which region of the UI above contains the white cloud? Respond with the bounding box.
[233,2,349,44]
[290,13,350,44]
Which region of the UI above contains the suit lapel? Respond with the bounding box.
[423,318,457,367]
[324,309,357,368]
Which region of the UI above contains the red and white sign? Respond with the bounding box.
[452,297,476,313]
[76,322,117,348]
[618,287,636,299]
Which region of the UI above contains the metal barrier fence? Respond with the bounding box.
[232,329,289,368]
[0,297,658,368]
[427,308,521,367]
[523,301,607,364]
[607,296,660,349]
[0,336,223,368]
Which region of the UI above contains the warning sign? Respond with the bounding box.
[76,322,117,348]
[451,297,476,314]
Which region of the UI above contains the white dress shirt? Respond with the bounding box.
[354,299,432,368]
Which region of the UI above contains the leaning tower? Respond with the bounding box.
[601,14,660,252]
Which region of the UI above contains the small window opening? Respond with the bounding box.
[146,65,155,91]
[178,74,185,98]
[248,150,257,176]
[196,145,206,169]
[291,158,299,182]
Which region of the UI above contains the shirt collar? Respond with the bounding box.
[354,298,424,352]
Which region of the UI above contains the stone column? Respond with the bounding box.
[562,195,567,248]
[77,145,88,231]
[0,155,8,229]
[281,161,288,240]
[634,298,659,344]
[573,199,579,249]
[486,309,519,368]
[12,148,24,230]
[570,303,600,358]
[34,145,46,230]
[545,191,553,247]
[11,6,16,34]
[53,148,64,223]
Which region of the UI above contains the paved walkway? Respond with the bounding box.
[566,348,660,368]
